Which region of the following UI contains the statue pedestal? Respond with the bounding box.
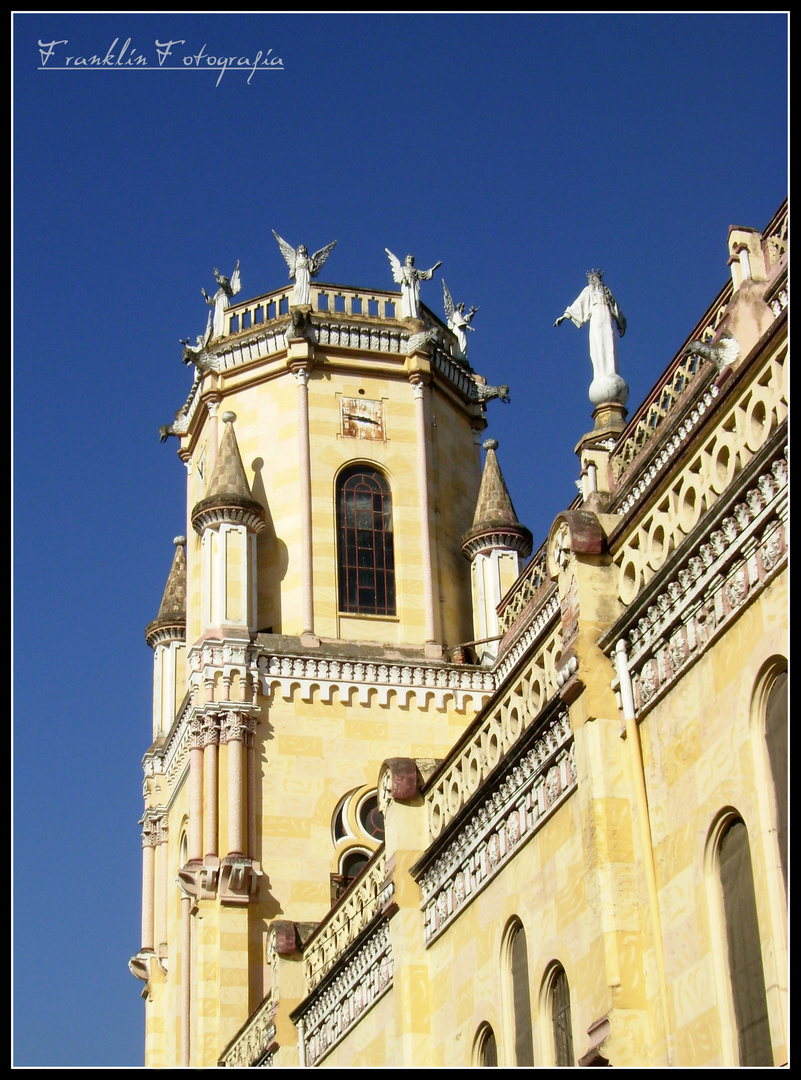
[574,401,628,457]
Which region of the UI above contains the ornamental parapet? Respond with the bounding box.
[302,847,391,993]
[424,616,563,843]
[496,541,551,637]
[602,433,787,720]
[219,993,278,1068]
[294,916,393,1068]
[257,651,495,712]
[610,332,787,607]
[414,702,575,945]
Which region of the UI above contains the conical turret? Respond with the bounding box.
[461,439,532,561]
[145,536,187,648]
[191,412,265,633]
[146,536,188,739]
[462,440,532,663]
[191,412,266,535]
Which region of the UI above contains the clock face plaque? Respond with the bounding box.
[340,397,386,441]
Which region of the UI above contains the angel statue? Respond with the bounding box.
[272,231,337,307]
[201,260,241,340]
[443,280,479,358]
[385,250,442,321]
[180,309,213,365]
[555,269,628,406]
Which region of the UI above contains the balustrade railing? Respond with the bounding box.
[302,847,389,993]
[225,283,404,337]
[496,542,550,636]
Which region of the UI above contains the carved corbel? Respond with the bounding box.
[219,855,262,905]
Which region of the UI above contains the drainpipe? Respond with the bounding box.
[614,639,673,1065]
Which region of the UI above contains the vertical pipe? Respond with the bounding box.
[180,891,192,1067]
[614,639,673,1064]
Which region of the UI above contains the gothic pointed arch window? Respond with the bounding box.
[336,464,396,616]
[474,1023,498,1067]
[502,919,534,1066]
[709,813,773,1066]
[545,963,575,1066]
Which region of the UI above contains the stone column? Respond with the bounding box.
[188,718,204,864]
[411,377,439,656]
[247,717,258,861]
[141,821,156,952]
[224,712,246,855]
[203,715,219,860]
[156,818,169,952]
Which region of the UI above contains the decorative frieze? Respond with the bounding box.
[417,708,575,944]
[300,919,393,1068]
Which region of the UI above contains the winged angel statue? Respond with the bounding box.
[201,260,242,340]
[443,280,479,358]
[272,231,337,306]
[385,250,442,321]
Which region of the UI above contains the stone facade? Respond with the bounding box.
[133,202,787,1068]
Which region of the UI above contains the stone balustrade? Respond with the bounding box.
[302,847,391,993]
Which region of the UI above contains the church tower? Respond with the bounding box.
[131,248,512,1066]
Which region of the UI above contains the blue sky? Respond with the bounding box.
[12,12,788,1067]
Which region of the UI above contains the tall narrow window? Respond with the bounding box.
[475,1024,498,1067]
[510,925,534,1066]
[719,819,773,1065]
[550,965,575,1066]
[764,671,788,891]
[336,466,396,616]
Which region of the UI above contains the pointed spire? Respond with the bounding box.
[191,412,266,535]
[461,440,533,560]
[145,536,187,648]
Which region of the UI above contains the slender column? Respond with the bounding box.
[224,712,246,855]
[180,890,192,1067]
[411,377,438,651]
[141,823,156,952]
[294,365,317,643]
[247,718,257,861]
[156,819,169,951]
[615,640,673,1065]
[203,716,219,860]
[188,719,204,864]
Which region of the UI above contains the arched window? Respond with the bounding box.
[764,670,787,891]
[474,1023,498,1067]
[717,817,773,1066]
[336,466,396,616]
[549,964,575,1066]
[507,923,534,1066]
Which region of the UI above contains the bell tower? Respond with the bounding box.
[132,243,516,1066]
